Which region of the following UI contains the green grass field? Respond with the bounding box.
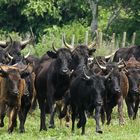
[0,106,139,140]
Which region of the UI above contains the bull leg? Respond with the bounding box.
[80,111,86,135]
[125,98,134,119]
[38,98,47,131]
[118,95,124,125]
[65,106,70,127]
[95,106,102,134]
[19,97,31,133]
[0,103,6,127]
[49,103,56,128]
[71,104,76,132]
[133,98,140,120]
[106,106,113,125]
[8,108,18,133]
[100,107,105,125]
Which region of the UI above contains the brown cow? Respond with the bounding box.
[0,65,30,133]
[124,56,140,119]
[97,61,129,125]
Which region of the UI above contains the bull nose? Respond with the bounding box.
[62,68,68,73]
[11,91,19,96]
[114,88,121,93]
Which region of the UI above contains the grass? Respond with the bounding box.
[0,105,139,140]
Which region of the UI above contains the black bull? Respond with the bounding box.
[113,46,140,62]
[70,68,108,135]
[35,48,73,131]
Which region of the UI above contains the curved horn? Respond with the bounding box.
[4,35,13,52]
[20,28,34,46]
[19,64,30,73]
[0,66,7,74]
[95,57,107,70]
[24,49,31,59]
[118,64,125,69]
[52,42,58,52]
[7,53,14,60]
[62,35,74,50]
[88,42,96,48]
[0,41,6,47]
[105,51,116,59]
[104,68,113,79]
[117,58,124,65]
[83,67,90,79]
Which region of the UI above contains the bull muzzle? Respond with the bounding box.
[10,90,19,96]
[114,88,121,94]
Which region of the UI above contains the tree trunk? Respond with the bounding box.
[88,0,99,36]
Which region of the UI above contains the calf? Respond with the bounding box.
[0,65,30,133]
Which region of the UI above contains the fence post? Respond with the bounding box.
[85,31,89,45]
[71,34,75,47]
[99,31,103,48]
[62,33,65,47]
[122,32,126,48]
[131,32,136,45]
[111,33,115,52]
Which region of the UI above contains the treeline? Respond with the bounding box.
[0,0,139,48]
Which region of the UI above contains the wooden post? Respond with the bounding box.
[99,31,103,48]
[62,33,65,47]
[122,32,126,48]
[85,31,88,45]
[71,34,75,47]
[131,32,136,45]
[111,33,115,52]
[95,30,99,48]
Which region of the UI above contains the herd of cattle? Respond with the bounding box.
[0,32,140,135]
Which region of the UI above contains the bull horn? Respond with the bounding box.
[21,38,31,46]
[24,49,31,59]
[118,64,125,69]
[20,28,34,46]
[52,42,58,52]
[105,51,116,59]
[19,64,30,73]
[0,41,6,46]
[95,57,107,70]
[88,42,96,48]
[62,35,74,50]
[0,66,7,74]
[83,67,90,79]
[104,68,113,79]
[7,53,14,60]
[4,35,13,52]
[117,58,123,65]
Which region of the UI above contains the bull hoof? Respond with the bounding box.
[49,124,55,129]
[65,123,70,127]
[8,129,13,134]
[40,127,47,131]
[20,129,25,133]
[0,123,4,127]
[59,112,66,119]
[77,121,82,128]
[120,121,125,125]
[96,129,103,134]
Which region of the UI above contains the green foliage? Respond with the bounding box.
[34,22,91,57]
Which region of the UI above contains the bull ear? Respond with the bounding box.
[20,71,30,78]
[0,67,8,77]
[89,48,96,56]
[47,51,57,58]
